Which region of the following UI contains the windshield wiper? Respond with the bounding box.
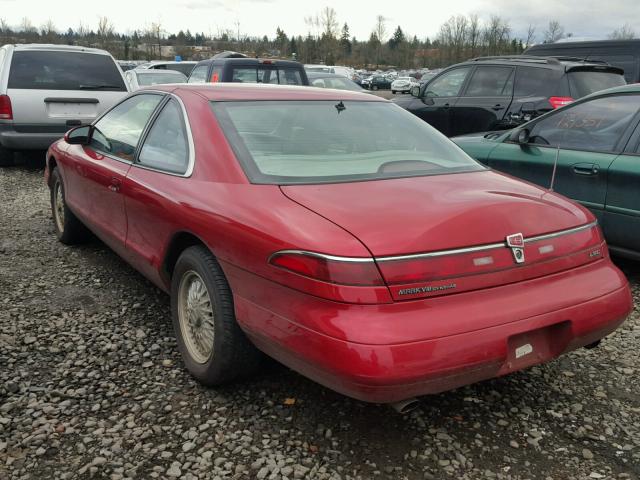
[79,84,123,90]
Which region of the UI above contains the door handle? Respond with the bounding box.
[443,103,450,109]
[572,163,599,176]
[492,104,504,111]
[108,177,122,192]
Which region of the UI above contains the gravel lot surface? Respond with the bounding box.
[1,163,639,480]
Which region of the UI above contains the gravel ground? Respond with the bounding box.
[1,164,639,480]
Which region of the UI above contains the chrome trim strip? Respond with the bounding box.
[376,221,598,262]
[268,250,375,263]
[270,222,598,265]
[524,221,597,243]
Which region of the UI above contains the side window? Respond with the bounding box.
[188,65,208,83]
[515,67,554,96]
[464,66,514,97]
[278,69,303,85]
[425,67,471,97]
[529,95,640,152]
[90,94,163,161]
[138,99,189,174]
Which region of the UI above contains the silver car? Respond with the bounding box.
[136,61,197,77]
[0,44,129,165]
[124,69,187,91]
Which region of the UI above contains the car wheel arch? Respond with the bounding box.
[47,156,58,187]
[161,231,216,286]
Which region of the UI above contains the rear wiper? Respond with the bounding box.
[79,84,123,90]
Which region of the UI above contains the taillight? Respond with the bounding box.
[211,73,219,82]
[269,251,384,286]
[0,95,12,120]
[549,96,574,109]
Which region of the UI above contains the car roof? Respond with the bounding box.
[149,83,386,102]
[195,58,303,67]
[9,43,111,55]
[133,69,186,75]
[526,39,640,50]
[306,72,349,79]
[143,60,197,65]
[460,55,615,70]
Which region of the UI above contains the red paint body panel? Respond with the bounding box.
[45,84,633,404]
[281,171,592,256]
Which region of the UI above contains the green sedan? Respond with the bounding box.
[452,84,640,260]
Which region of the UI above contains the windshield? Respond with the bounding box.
[137,72,186,86]
[212,100,484,184]
[568,71,626,98]
[8,51,126,91]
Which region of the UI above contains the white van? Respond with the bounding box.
[0,44,129,165]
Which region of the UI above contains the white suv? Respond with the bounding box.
[0,44,129,165]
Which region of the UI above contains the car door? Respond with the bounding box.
[487,94,640,223]
[452,65,514,136]
[409,66,472,136]
[123,96,193,286]
[603,116,640,255]
[64,93,164,256]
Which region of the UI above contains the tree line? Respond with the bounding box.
[0,13,635,69]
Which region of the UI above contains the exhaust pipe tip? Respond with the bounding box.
[390,398,420,414]
[584,340,601,350]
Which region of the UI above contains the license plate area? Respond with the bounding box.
[506,321,571,372]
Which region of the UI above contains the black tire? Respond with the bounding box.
[0,144,14,167]
[171,245,262,386]
[391,90,396,94]
[50,168,88,244]
[372,85,379,91]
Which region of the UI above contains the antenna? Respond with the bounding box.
[549,145,560,191]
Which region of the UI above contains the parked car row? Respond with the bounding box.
[0,38,635,409]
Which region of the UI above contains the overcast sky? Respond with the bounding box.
[0,0,637,42]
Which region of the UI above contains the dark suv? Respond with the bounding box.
[187,51,309,86]
[393,56,626,137]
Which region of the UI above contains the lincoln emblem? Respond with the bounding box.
[506,233,525,264]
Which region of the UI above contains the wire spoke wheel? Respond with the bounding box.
[53,181,65,233]
[178,270,215,364]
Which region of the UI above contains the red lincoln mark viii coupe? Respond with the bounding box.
[45,84,632,412]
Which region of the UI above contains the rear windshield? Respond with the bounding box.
[8,51,126,91]
[568,71,626,98]
[212,100,484,184]
[230,67,303,85]
[310,77,362,91]
[137,72,186,86]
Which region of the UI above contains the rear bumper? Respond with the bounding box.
[0,124,67,150]
[226,260,632,403]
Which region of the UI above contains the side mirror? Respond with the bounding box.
[410,85,421,97]
[64,125,92,145]
[509,128,530,145]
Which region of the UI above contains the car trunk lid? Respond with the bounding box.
[281,171,605,300]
